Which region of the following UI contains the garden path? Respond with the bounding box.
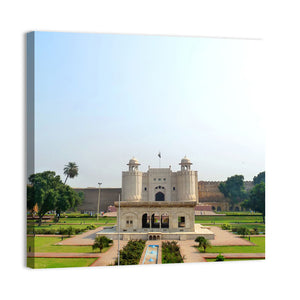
[55,226,104,246]
[206,226,254,246]
[90,240,128,266]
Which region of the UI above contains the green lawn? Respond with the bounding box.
[56,217,117,224]
[27,217,117,224]
[28,224,96,230]
[27,217,117,228]
[198,237,265,254]
[27,236,111,253]
[230,223,265,234]
[195,215,264,224]
[27,257,97,268]
[205,258,265,262]
[216,212,262,216]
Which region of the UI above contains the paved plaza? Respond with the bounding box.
[32,224,264,266]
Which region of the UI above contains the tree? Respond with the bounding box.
[92,236,112,253]
[195,236,211,253]
[27,171,83,225]
[28,171,61,226]
[253,171,265,185]
[63,162,79,184]
[218,175,248,209]
[54,185,83,222]
[241,182,265,223]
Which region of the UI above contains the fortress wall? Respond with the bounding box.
[74,181,254,213]
[198,181,254,203]
[74,188,121,213]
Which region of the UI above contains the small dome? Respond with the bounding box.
[128,157,140,165]
[180,156,192,165]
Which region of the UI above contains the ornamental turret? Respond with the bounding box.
[122,157,143,201]
[177,156,198,201]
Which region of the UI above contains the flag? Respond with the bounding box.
[158,152,161,158]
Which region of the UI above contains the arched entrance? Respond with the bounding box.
[142,213,150,228]
[151,213,160,228]
[155,192,165,201]
[161,213,169,228]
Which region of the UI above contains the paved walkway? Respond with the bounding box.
[205,226,254,246]
[90,240,128,267]
[178,240,207,263]
[32,224,264,266]
[55,227,104,246]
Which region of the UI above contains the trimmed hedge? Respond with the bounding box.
[116,240,146,265]
[27,224,96,235]
[162,241,183,264]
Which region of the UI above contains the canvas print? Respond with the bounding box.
[27,32,265,269]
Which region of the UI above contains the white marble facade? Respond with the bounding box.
[118,157,198,233]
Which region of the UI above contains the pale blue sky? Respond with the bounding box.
[33,32,264,187]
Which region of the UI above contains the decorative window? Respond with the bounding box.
[144,187,147,191]
[158,178,161,181]
[178,216,185,228]
[163,178,166,181]
[173,187,176,191]
[154,178,156,181]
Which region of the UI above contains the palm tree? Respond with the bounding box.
[92,236,112,253]
[63,162,79,184]
[195,236,211,253]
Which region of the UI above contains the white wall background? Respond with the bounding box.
[1,1,299,300]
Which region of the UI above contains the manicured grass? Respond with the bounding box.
[205,258,265,262]
[216,212,262,216]
[195,215,264,224]
[27,217,117,228]
[57,217,117,224]
[230,223,265,234]
[28,224,96,230]
[27,257,97,268]
[27,236,110,253]
[198,237,265,254]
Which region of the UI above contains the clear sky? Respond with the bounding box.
[33,32,264,188]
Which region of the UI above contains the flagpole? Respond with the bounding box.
[158,151,161,168]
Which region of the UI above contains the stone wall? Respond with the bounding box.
[198,181,254,211]
[74,181,254,213]
[73,188,121,213]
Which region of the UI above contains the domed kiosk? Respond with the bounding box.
[96,157,215,241]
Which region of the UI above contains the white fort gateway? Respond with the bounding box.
[97,157,214,241]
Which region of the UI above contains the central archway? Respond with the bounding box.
[155,192,165,201]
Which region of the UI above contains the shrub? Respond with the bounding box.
[215,254,225,261]
[116,240,146,265]
[221,223,232,230]
[162,241,183,263]
[86,224,96,230]
[237,227,250,237]
[93,236,113,253]
[195,236,211,253]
